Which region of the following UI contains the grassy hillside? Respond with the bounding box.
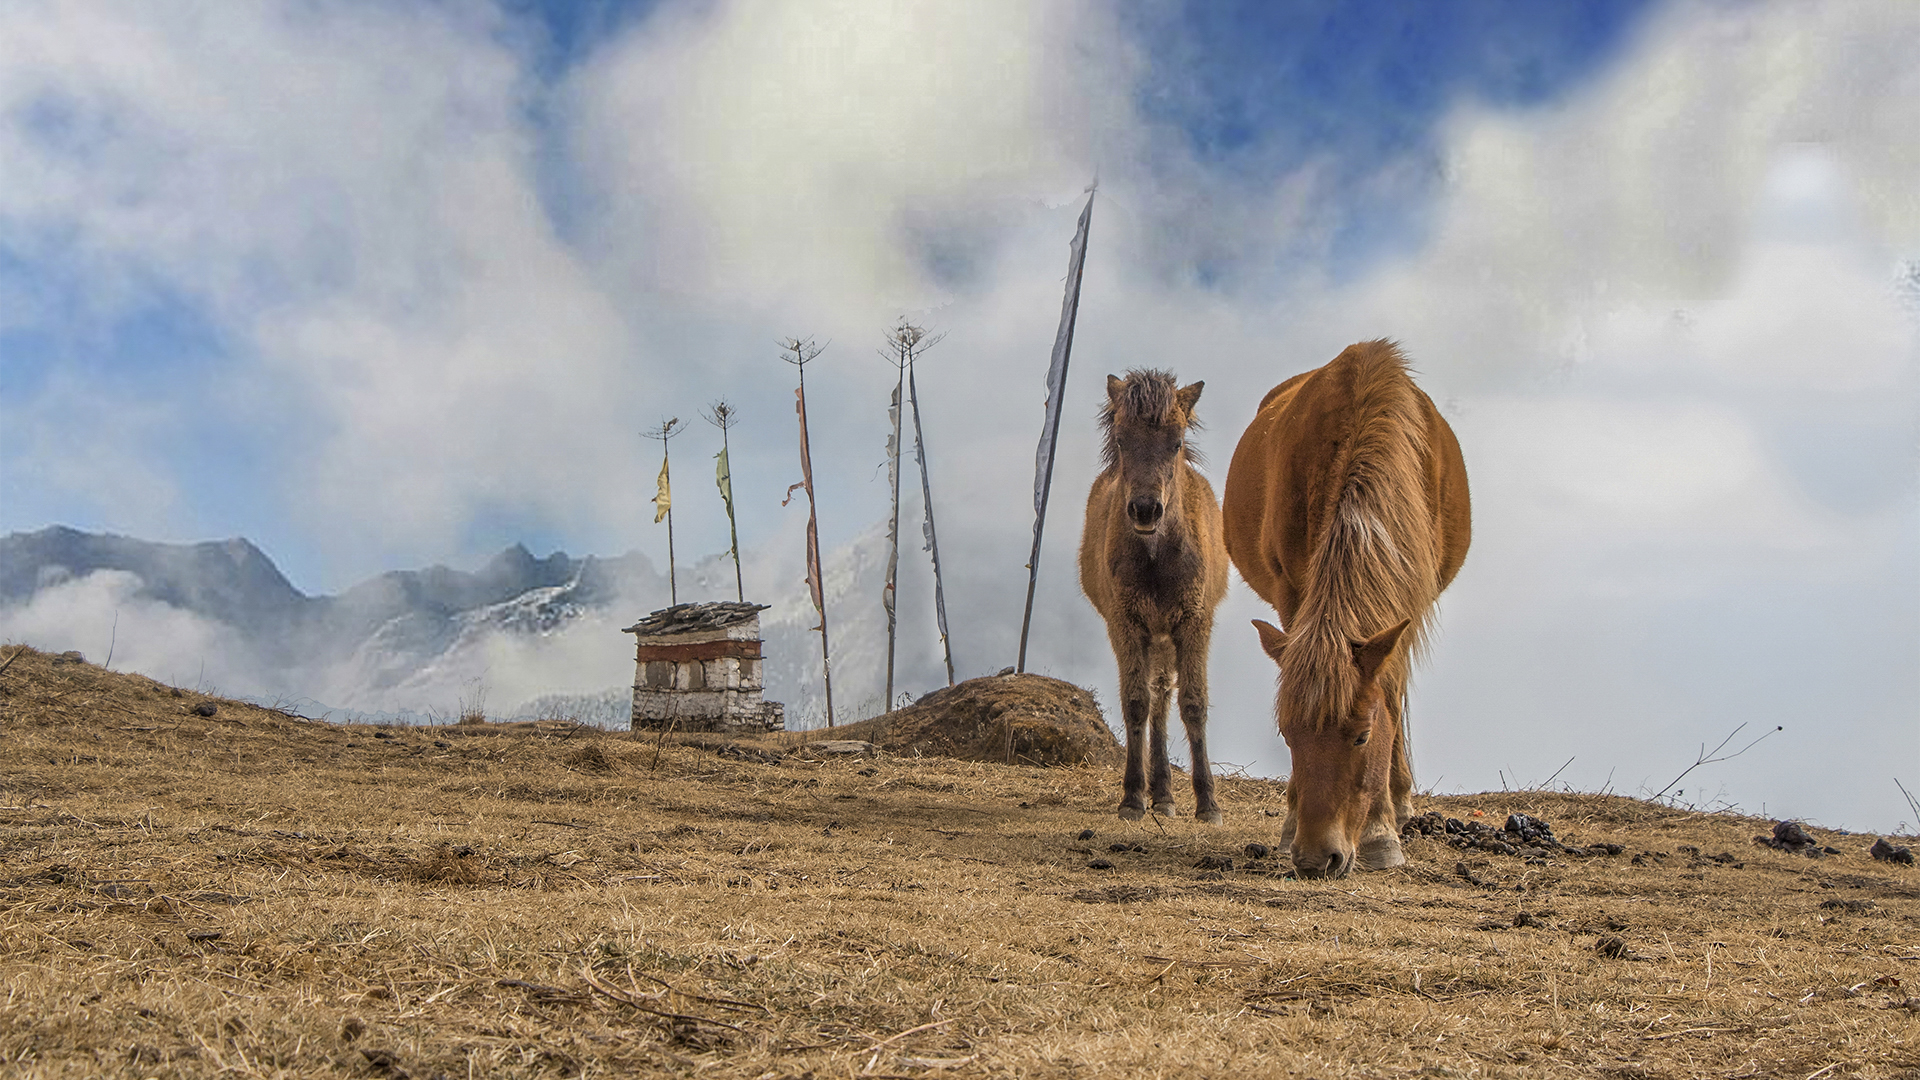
[0,645,1914,1078]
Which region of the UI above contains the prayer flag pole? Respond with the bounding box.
[643,416,684,606]
[702,400,744,602]
[780,338,835,727]
[1017,184,1096,672]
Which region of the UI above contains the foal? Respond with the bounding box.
[1079,370,1230,822]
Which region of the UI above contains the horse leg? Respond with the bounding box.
[1111,625,1154,821]
[1147,647,1177,817]
[1361,689,1410,870]
[1174,620,1221,824]
[1389,692,1414,829]
[1357,819,1407,871]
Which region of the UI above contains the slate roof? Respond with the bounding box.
[621,601,770,638]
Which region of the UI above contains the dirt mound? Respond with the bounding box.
[815,673,1118,767]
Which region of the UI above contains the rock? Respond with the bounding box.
[1774,820,1814,846]
[803,740,875,756]
[1503,814,1555,845]
[716,743,785,764]
[1454,861,1496,888]
[1871,838,1915,865]
[51,651,86,666]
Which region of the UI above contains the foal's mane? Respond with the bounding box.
[1099,368,1205,470]
[1281,341,1440,730]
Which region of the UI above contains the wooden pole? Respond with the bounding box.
[643,417,683,606]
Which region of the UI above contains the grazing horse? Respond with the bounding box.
[1222,340,1470,878]
[1080,370,1230,823]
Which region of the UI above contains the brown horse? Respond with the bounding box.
[1222,340,1469,878]
[1080,370,1231,822]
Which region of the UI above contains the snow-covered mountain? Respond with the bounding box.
[0,521,950,728]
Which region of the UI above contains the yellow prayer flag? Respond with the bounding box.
[652,455,671,522]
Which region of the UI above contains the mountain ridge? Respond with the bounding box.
[0,521,940,727]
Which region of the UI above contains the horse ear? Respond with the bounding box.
[1252,619,1287,660]
[1351,619,1411,683]
[1176,381,1204,417]
[1107,374,1125,401]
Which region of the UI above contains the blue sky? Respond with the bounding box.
[2,0,1915,830]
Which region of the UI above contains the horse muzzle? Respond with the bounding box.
[1291,845,1355,880]
[1127,495,1164,533]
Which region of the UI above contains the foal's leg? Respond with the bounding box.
[1147,648,1176,817]
[1111,624,1154,821]
[1173,618,1221,824]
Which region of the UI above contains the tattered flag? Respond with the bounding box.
[652,455,671,523]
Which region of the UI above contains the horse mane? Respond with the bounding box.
[1281,340,1440,730]
[1098,368,1205,470]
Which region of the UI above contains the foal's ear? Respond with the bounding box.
[1106,374,1125,401]
[1176,381,1205,417]
[1252,619,1287,660]
[1351,619,1412,683]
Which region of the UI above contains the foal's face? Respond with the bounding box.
[1106,376,1203,536]
[1255,618,1408,880]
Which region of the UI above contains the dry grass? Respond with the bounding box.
[1,643,1916,1079]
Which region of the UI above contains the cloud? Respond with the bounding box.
[567,0,1139,318]
[0,569,245,689]
[0,1,644,574]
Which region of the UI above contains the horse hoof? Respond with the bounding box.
[1196,809,1223,825]
[1117,805,1146,821]
[1152,802,1179,818]
[1357,834,1407,871]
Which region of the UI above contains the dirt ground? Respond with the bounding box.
[1,644,1916,1079]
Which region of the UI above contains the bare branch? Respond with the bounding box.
[1896,777,1920,828]
[1537,755,1575,790]
[779,337,826,367]
[1652,723,1783,801]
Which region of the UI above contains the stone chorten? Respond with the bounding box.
[621,601,785,734]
